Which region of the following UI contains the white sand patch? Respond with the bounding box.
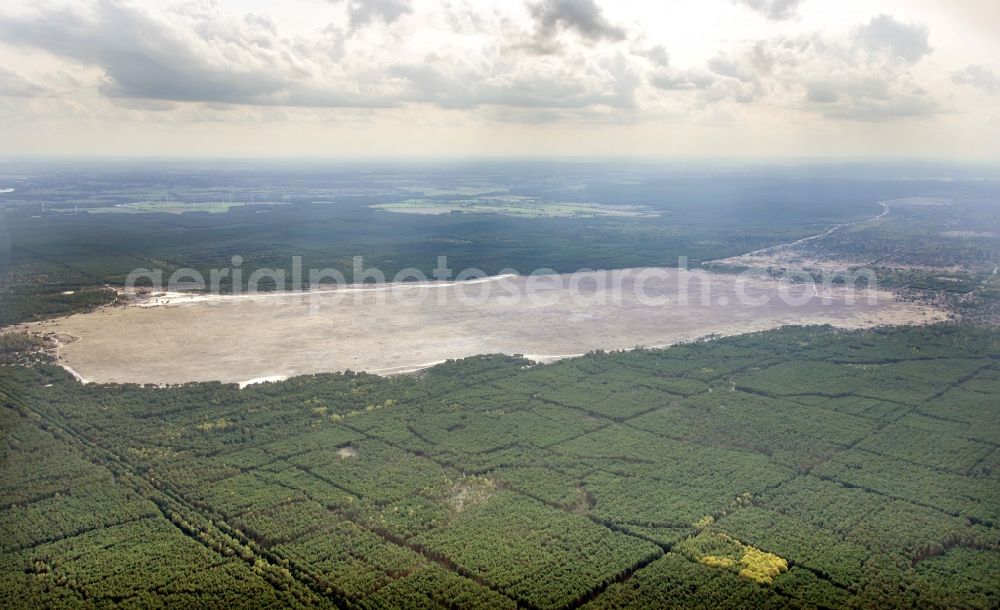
[238,375,288,389]
[60,364,89,384]
[44,267,947,385]
[130,274,521,307]
[337,446,359,458]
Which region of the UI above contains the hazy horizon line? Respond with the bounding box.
[2,154,1000,167]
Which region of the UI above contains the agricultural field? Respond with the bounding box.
[1,324,998,608]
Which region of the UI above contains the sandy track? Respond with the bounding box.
[710,201,891,268]
[33,268,946,386]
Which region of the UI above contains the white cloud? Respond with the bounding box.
[731,0,806,21]
[647,15,939,121]
[855,13,931,63]
[0,1,392,107]
[0,66,52,97]
[525,0,626,52]
[340,0,413,28]
[0,0,993,157]
[0,0,644,115]
[952,64,1000,94]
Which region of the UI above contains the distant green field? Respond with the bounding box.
[372,197,659,218]
[1,325,998,608]
[87,200,239,214]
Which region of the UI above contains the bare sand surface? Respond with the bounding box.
[32,268,947,385]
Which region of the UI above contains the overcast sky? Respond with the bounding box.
[0,0,997,158]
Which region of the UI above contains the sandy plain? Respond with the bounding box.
[33,268,947,386]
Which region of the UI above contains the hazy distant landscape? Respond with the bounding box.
[2,159,997,326]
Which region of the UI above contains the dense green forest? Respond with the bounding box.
[2,324,998,608]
